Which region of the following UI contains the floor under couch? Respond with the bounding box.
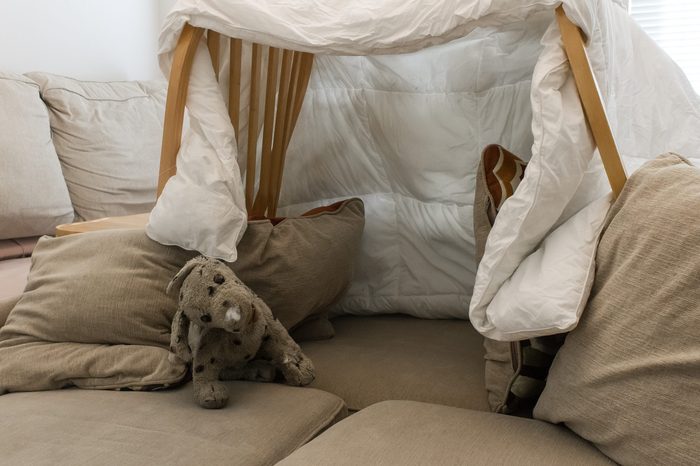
[0,259,612,465]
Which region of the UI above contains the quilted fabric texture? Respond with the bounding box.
[535,154,700,465]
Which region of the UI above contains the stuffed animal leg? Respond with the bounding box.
[253,298,315,387]
[169,308,192,364]
[190,328,231,409]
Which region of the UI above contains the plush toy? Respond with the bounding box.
[166,256,315,409]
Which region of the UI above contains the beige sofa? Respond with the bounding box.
[0,71,613,465]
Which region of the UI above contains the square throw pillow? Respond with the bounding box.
[26,72,166,221]
[0,72,74,239]
[474,144,564,414]
[0,230,196,394]
[233,198,365,332]
[534,154,700,465]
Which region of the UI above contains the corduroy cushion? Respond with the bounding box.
[278,400,614,466]
[0,230,196,394]
[0,72,74,239]
[0,381,346,465]
[301,315,489,412]
[26,72,166,221]
[234,198,365,331]
[534,154,700,465]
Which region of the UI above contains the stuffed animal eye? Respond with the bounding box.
[213,274,225,284]
[200,314,212,323]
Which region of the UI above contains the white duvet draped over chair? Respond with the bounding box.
[147,0,700,340]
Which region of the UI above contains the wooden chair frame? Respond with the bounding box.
[56,6,627,236]
[157,26,314,218]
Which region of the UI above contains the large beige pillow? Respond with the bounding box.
[0,72,74,239]
[26,72,166,221]
[534,154,700,465]
[0,230,195,394]
[235,198,365,331]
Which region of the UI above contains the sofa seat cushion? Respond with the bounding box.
[278,400,614,466]
[0,381,346,466]
[301,315,489,411]
[0,257,30,301]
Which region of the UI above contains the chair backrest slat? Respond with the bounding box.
[262,49,294,216]
[245,43,262,212]
[252,47,280,216]
[207,31,221,80]
[229,38,243,140]
[273,52,314,213]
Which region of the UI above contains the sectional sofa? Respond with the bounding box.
[0,70,629,465]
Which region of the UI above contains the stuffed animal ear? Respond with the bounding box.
[166,256,209,296]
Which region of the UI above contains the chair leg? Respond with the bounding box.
[556,6,627,196]
[157,24,205,197]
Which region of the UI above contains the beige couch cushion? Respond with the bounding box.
[278,400,614,466]
[301,315,489,411]
[0,72,74,239]
[0,381,346,466]
[0,230,196,393]
[534,154,700,465]
[26,72,166,221]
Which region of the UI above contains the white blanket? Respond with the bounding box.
[148,0,700,340]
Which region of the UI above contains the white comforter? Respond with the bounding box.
[148,0,700,340]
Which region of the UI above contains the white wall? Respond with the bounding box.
[159,0,178,23]
[0,0,164,81]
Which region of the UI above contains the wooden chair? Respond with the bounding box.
[55,6,626,237]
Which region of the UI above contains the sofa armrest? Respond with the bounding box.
[0,295,21,327]
[55,213,149,237]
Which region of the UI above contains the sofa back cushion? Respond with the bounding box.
[0,72,74,239]
[534,154,700,464]
[26,72,166,221]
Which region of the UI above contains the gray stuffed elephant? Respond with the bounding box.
[167,256,315,409]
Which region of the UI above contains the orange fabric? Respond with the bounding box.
[482,144,527,212]
[248,199,347,224]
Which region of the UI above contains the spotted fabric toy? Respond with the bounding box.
[167,256,315,409]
